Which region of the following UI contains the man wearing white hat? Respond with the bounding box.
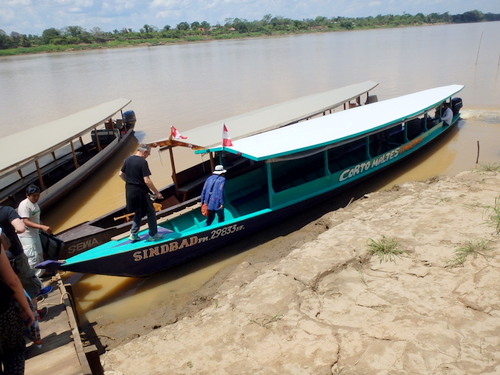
[201,165,226,226]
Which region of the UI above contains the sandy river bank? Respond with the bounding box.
[99,168,499,374]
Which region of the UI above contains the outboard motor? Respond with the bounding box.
[123,110,136,129]
[451,98,463,116]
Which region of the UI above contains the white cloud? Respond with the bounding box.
[6,0,32,5]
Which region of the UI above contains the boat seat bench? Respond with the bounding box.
[177,177,207,202]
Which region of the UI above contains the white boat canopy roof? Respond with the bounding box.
[0,98,131,174]
[150,80,378,149]
[210,85,464,162]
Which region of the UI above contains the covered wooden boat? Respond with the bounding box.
[42,84,464,277]
[55,81,378,258]
[0,99,136,210]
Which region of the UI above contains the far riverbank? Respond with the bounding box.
[0,21,481,57]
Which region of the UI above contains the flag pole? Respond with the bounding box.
[168,126,180,197]
[221,123,233,167]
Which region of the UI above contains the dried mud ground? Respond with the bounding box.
[99,169,499,375]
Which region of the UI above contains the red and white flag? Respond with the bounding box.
[171,126,187,140]
[222,124,233,147]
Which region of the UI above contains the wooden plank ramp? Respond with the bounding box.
[25,274,102,375]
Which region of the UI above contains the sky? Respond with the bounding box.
[1,0,500,36]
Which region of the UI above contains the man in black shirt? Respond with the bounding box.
[119,144,164,242]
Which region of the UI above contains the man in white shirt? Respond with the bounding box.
[17,185,52,277]
[441,102,453,126]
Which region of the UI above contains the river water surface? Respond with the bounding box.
[1,22,499,325]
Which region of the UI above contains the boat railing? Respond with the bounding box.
[90,128,120,148]
[0,151,83,206]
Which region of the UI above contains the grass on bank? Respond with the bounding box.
[476,162,500,172]
[446,239,492,267]
[491,197,500,234]
[367,235,407,263]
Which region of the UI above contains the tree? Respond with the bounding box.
[91,27,110,43]
[262,14,272,24]
[414,13,426,24]
[0,29,13,49]
[314,16,328,26]
[232,18,249,33]
[10,32,31,47]
[41,28,60,44]
[64,26,85,37]
[461,10,484,23]
[484,12,500,21]
[176,22,190,31]
[141,24,156,34]
[340,20,354,30]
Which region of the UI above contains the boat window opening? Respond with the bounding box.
[226,165,269,216]
[434,101,446,120]
[386,125,405,145]
[369,122,417,157]
[270,151,325,193]
[115,118,123,130]
[327,139,367,173]
[406,117,426,140]
[90,129,119,150]
[366,94,378,104]
[348,98,361,109]
[424,111,437,130]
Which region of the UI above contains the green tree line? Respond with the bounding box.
[1,10,499,54]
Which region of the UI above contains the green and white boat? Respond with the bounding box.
[45,83,463,277]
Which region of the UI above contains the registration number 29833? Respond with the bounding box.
[209,224,245,240]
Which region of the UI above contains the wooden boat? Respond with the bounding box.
[41,84,464,277]
[54,81,379,258]
[0,99,136,210]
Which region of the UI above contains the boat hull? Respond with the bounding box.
[56,193,201,259]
